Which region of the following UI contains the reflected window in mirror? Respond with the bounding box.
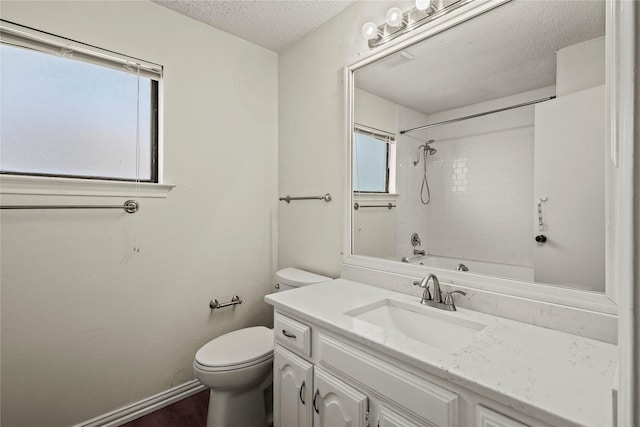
[353,129,394,193]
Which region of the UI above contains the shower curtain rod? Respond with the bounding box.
[399,96,556,135]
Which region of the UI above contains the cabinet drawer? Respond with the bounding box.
[275,312,311,357]
[319,334,458,427]
[476,406,529,427]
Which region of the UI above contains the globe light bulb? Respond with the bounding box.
[386,7,404,27]
[361,21,379,40]
[415,0,432,11]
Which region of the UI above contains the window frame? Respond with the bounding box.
[352,126,396,194]
[0,20,162,184]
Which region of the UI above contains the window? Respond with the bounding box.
[352,128,395,193]
[0,21,161,182]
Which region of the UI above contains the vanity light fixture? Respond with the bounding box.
[361,21,380,40]
[415,0,433,11]
[385,7,405,27]
[361,0,474,49]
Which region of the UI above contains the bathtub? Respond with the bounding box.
[404,254,534,281]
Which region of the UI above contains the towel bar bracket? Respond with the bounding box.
[209,295,242,310]
[279,193,332,204]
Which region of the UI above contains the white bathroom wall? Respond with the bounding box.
[556,36,605,97]
[278,0,410,277]
[354,88,397,134]
[352,193,397,258]
[0,2,277,426]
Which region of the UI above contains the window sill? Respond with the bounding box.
[0,175,174,198]
[353,192,398,200]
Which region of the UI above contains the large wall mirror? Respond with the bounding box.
[349,0,610,295]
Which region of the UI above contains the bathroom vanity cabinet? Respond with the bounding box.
[273,310,545,427]
[266,279,617,427]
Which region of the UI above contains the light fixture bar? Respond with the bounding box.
[367,0,472,49]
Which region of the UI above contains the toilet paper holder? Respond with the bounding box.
[210,295,242,310]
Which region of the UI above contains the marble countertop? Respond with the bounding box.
[265,278,617,427]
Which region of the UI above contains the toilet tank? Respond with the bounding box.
[275,268,331,292]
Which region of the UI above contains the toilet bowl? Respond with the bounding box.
[194,326,274,427]
[193,268,330,427]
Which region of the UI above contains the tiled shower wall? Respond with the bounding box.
[396,88,554,267]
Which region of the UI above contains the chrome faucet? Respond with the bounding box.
[430,274,443,303]
[414,273,435,304]
[413,273,467,311]
[413,249,426,256]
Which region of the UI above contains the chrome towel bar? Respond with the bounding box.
[279,193,332,203]
[354,202,396,210]
[0,200,139,213]
[209,295,242,310]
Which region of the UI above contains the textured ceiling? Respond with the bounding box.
[355,0,606,115]
[152,0,355,52]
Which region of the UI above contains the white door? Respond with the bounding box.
[274,345,313,427]
[533,85,605,290]
[313,367,368,427]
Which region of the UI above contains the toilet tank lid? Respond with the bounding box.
[276,268,331,287]
[195,326,274,368]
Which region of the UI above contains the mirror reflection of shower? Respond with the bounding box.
[413,139,437,205]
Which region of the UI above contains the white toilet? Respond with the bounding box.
[193,268,330,427]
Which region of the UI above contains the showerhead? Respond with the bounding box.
[413,140,437,165]
[425,139,437,155]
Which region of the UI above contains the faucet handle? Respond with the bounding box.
[422,285,432,302]
[443,290,467,306]
[414,282,431,303]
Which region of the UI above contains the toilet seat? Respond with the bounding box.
[194,353,273,372]
[195,326,274,371]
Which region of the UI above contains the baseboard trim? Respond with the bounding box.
[74,379,207,427]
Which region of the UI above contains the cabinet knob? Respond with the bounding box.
[313,389,320,414]
[535,235,547,243]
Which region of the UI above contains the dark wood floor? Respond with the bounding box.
[120,390,209,427]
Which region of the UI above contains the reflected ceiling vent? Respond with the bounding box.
[381,50,415,68]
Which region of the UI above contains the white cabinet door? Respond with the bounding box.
[379,405,431,427]
[476,406,529,427]
[313,367,368,427]
[274,345,313,427]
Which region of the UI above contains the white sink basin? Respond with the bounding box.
[344,299,486,352]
